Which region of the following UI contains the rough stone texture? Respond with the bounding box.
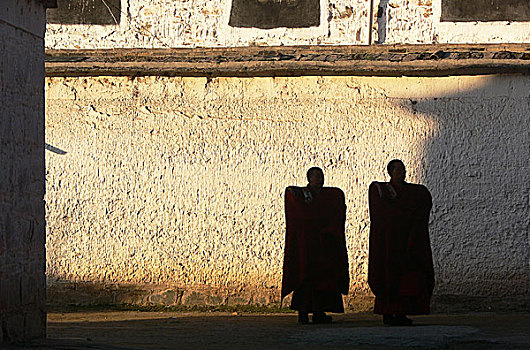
[0,0,47,344]
[45,74,529,307]
[44,0,530,49]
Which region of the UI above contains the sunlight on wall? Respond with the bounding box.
[45,75,530,304]
[45,76,438,297]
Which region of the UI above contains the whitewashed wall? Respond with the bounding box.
[45,75,530,305]
[44,0,530,49]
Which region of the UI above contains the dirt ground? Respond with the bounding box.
[6,311,530,349]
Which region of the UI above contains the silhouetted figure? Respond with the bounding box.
[282,167,349,324]
[368,160,434,326]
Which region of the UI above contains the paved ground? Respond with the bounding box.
[7,312,530,349]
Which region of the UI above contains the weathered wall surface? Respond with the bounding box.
[1,0,47,344]
[45,74,529,307]
[44,0,530,49]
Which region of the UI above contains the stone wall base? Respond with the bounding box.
[46,280,529,313]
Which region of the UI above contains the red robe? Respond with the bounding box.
[368,181,434,315]
[281,187,349,312]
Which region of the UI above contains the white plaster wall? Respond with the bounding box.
[45,0,377,48]
[44,0,530,49]
[377,0,436,44]
[45,75,530,301]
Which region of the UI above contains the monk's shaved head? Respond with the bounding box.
[387,159,406,183]
[387,159,405,175]
[307,167,323,182]
[306,167,324,190]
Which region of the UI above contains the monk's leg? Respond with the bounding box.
[312,311,332,324]
[291,281,312,324]
[383,314,394,325]
[393,314,413,325]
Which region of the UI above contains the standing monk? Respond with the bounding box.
[368,159,434,326]
[282,167,349,324]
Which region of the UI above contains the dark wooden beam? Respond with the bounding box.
[45,44,530,78]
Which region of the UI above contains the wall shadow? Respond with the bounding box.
[39,312,530,349]
[406,75,530,298]
[376,0,389,44]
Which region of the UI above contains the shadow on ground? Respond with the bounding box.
[5,312,530,350]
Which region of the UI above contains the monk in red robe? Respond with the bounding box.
[282,167,349,324]
[368,159,435,326]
